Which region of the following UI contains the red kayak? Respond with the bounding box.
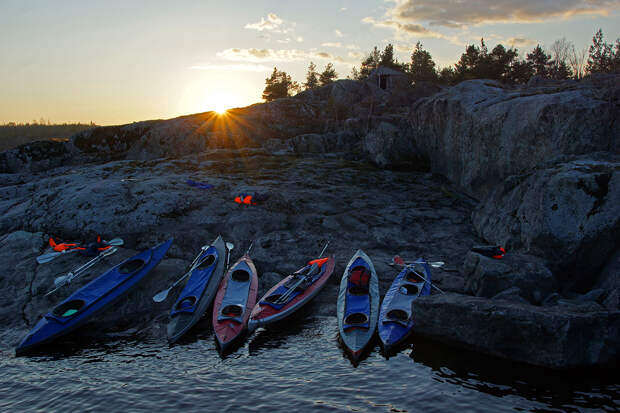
[248,256,335,331]
[212,254,258,353]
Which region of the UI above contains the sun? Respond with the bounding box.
[204,91,238,115]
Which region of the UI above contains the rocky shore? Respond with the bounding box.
[1,74,618,369]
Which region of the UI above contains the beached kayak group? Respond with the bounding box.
[16,237,434,360]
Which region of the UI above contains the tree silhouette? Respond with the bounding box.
[409,41,437,82]
[262,67,299,101]
[304,62,319,90]
[319,63,338,86]
[527,45,551,78]
[587,29,614,74]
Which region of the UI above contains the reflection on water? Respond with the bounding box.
[1,316,617,413]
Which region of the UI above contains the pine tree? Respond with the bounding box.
[409,41,437,82]
[586,29,613,74]
[526,45,551,78]
[304,62,319,90]
[262,67,299,101]
[358,47,381,79]
[455,43,481,80]
[319,63,338,86]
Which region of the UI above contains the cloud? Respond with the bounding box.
[322,42,343,48]
[217,47,348,63]
[362,16,443,38]
[334,29,344,37]
[340,7,347,12]
[322,42,360,50]
[388,0,620,28]
[505,37,538,48]
[190,63,273,72]
[245,13,284,31]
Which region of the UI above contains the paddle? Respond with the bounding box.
[152,242,218,303]
[225,242,234,269]
[36,238,125,264]
[391,260,446,294]
[274,241,329,305]
[45,247,118,296]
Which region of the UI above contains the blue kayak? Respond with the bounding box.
[378,258,431,352]
[337,250,380,361]
[167,236,227,343]
[16,239,173,356]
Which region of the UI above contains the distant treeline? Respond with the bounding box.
[0,120,97,151]
[263,28,620,101]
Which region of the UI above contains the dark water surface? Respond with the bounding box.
[1,315,617,412]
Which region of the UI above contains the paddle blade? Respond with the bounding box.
[152,289,170,303]
[36,252,61,264]
[105,238,124,246]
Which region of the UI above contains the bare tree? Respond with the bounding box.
[550,38,572,66]
[569,45,588,80]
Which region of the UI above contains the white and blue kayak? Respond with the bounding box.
[337,250,379,361]
[378,258,432,353]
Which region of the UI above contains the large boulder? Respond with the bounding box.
[408,76,619,196]
[473,154,620,292]
[413,293,619,369]
[462,251,555,304]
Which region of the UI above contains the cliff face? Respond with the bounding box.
[407,76,619,197]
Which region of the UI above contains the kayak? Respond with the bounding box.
[212,254,258,353]
[248,256,335,332]
[16,239,173,356]
[337,250,379,361]
[167,236,227,343]
[378,258,432,352]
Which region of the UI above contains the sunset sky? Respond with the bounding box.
[1,0,619,125]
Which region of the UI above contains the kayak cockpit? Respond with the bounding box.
[52,299,86,318]
[119,258,146,274]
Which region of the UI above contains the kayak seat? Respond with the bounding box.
[405,270,425,283]
[348,267,370,295]
[197,254,216,270]
[52,299,85,318]
[221,304,243,316]
[174,296,197,313]
[119,259,146,274]
[231,270,250,282]
[399,283,419,296]
[386,309,409,321]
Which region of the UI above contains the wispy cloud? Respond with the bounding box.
[217,47,348,64]
[505,37,538,48]
[244,13,284,31]
[321,42,360,50]
[334,29,344,37]
[190,63,273,72]
[388,0,620,28]
[362,16,443,38]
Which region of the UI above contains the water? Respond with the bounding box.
[1,315,617,412]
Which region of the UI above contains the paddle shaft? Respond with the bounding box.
[398,263,446,294]
[46,247,118,296]
[274,241,329,305]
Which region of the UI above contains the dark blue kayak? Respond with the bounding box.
[378,258,431,353]
[15,239,173,356]
[167,236,227,343]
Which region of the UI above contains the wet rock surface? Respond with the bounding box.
[0,151,477,351]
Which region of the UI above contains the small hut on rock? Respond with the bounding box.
[368,66,409,91]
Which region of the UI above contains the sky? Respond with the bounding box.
[1,0,619,125]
